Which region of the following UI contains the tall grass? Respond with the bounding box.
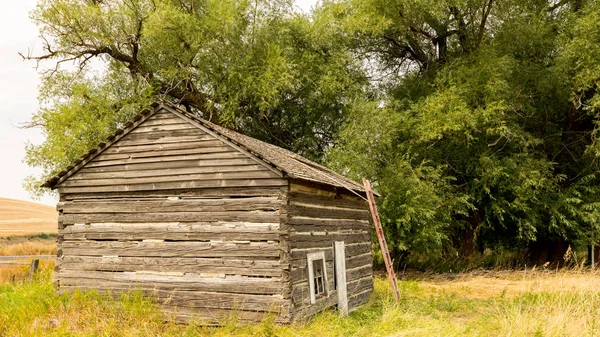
[0,241,56,256]
[2,263,600,336]
[0,234,56,256]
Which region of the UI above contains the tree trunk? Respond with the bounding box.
[587,244,600,268]
[458,208,485,257]
[528,238,569,266]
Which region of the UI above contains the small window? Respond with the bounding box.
[312,259,326,295]
[307,251,329,304]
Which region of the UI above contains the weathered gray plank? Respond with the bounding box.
[75,158,262,173]
[289,192,368,210]
[288,217,370,228]
[58,178,288,194]
[60,240,280,258]
[117,135,215,146]
[62,186,287,200]
[155,290,287,312]
[347,290,372,311]
[87,151,248,168]
[60,222,282,241]
[57,271,283,294]
[97,146,232,160]
[345,265,373,283]
[59,197,281,213]
[345,252,373,270]
[289,204,370,220]
[144,112,183,120]
[119,129,212,142]
[134,120,196,129]
[164,295,285,314]
[290,224,371,233]
[61,170,279,187]
[138,117,191,126]
[290,234,368,249]
[290,181,365,202]
[129,123,199,133]
[102,139,225,154]
[58,286,287,312]
[346,276,373,296]
[290,243,371,260]
[163,306,290,324]
[334,241,348,316]
[60,210,280,224]
[290,232,368,243]
[291,294,338,321]
[58,255,283,276]
[73,164,267,180]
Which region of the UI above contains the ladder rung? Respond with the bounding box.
[362,178,401,303]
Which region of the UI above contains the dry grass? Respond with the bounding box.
[403,269,600,299]
[3,266,600,336]
[0,240,56,256]
[0,197,57,236]
[0,264,29,283]
[0,235,56,256]
[0,260,54,283]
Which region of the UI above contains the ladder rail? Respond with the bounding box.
[362,178,401,302]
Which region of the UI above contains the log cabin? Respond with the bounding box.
[43,101,374,324]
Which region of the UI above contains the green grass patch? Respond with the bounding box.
[2,265,600,336]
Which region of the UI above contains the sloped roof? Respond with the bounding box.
[43,102,369,196]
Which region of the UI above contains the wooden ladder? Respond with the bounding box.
[363,178,401,302]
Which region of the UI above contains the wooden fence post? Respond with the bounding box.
[29,259,39,280]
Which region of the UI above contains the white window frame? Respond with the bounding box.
[307,251,329,304]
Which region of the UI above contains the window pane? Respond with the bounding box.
[312,259,325,296]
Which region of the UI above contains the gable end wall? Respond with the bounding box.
[55,109,292,324]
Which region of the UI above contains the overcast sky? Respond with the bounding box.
[0,0,319,207]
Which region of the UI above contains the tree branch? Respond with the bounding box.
[475,0,494,49]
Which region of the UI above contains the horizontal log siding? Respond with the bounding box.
[287,181,373,321]
[58,111,283,194]
[56,191,290,323]
[55,110,292,324]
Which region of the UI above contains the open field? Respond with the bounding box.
[0,197,57,236]
[0,235,56,256]
[2,265,600,336]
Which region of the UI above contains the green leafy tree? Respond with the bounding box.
[24,0,367,194]
[25,0,600,265]
[329,0,600,262]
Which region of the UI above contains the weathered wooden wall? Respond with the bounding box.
[55,109,291,324]
[56,110,283,195]
[287,181,373,321]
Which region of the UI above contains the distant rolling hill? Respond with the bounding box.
[0,198,57,236]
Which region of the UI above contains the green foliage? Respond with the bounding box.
[24,0,600,262]
[329,0,600,260]
[25,0,368,196]
[24,68,155,195]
